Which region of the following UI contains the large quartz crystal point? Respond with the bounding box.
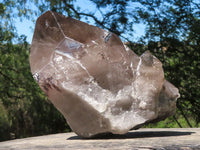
[30,11,180,138]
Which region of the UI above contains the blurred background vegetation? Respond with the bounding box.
[0,0,199,141]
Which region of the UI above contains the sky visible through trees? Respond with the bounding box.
[13,0,146,44]
[0,0,199,142]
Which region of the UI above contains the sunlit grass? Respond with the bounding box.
[145,115,199,128]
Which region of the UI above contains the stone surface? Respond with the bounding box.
[1,128,200,150]
[29,11,180,138]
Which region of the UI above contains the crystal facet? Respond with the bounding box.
[30,11,180,138]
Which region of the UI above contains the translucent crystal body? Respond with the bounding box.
[30,11,180,138]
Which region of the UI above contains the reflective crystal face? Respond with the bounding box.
[30,11,180,138]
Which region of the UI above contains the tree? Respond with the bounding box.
[81,0,200,127]
[44,0,200,127]
[0,0,199,141]
[133,0,200,127]
[0,2,71,141]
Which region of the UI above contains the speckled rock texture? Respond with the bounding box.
[1,128,200,150]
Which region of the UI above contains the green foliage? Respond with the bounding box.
[0,9,70,140]
[93,0,200,127]
[0,100,10,141]
[0,37,70,141]
[0,0,199,141]
[134,0,200,127]
[145,115,200,128]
